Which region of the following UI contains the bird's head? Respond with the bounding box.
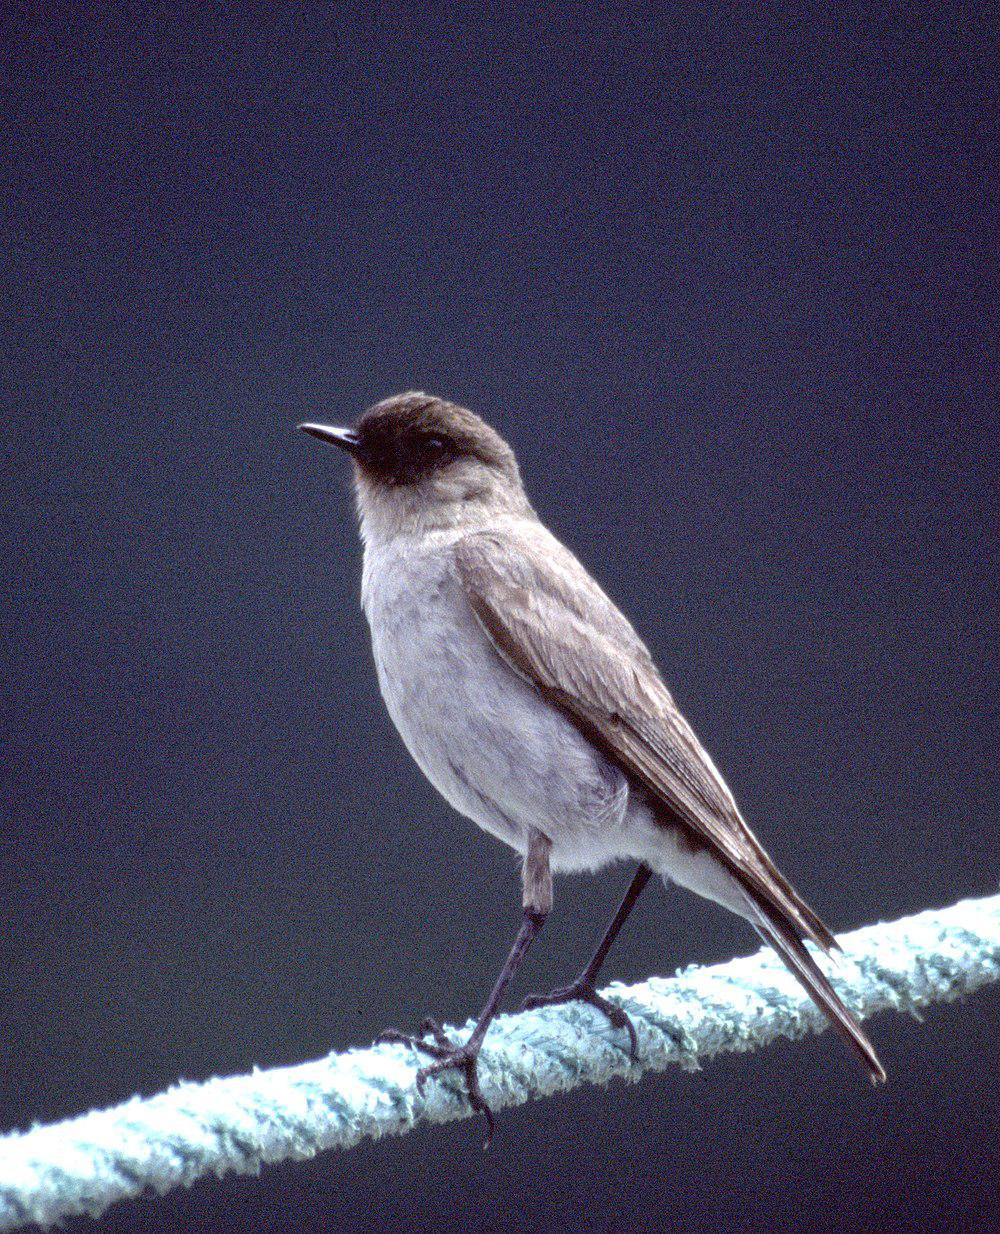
[299,392,531,541]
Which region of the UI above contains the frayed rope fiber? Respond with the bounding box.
[2,894,998,1231]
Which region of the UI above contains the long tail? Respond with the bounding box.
[744,893,887,1084]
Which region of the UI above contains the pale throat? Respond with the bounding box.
[355,468,532,548]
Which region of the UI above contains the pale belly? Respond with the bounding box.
[362,541,636,873]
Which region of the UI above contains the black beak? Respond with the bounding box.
[297,423,360,453]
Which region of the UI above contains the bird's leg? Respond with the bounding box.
[377,830,552,1147]
[521,862,652,1059]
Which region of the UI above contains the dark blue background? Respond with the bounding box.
[2,5,996,1231]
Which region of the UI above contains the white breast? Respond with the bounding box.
[359,531,633,872]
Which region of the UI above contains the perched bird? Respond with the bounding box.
[299,392,885,1142]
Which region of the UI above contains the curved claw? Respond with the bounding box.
[417,1045,497,1149]
[521,980,640,1061]
[374,1026,411,1046]
[374,1024,450,1060]
[418,1017,453,1050]
[377,1021,498,1146]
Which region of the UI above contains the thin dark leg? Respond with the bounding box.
[578,862,652,984]
[377,908,547,1147]
[521,863,652,1058]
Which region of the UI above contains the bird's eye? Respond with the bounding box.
[424,434,450,456]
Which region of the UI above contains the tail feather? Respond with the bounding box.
[745,895,887,1085]
[747,848,840,954]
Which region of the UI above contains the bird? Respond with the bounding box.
[298,391,885,1143]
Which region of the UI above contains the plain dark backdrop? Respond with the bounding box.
[2,5,996,1232]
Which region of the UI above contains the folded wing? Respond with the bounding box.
[455,525,885,1083]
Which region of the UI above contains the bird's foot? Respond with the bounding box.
[416,1039,496,1148]
[376,1018,496,1147]
[521,978,639,1060]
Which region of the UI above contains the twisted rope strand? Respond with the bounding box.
[1,893,997,1231]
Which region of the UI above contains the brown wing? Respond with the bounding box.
[454,525,837,953]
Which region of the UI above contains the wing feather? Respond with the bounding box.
[455,526,837,952]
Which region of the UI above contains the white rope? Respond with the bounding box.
[1,893,997,1231]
